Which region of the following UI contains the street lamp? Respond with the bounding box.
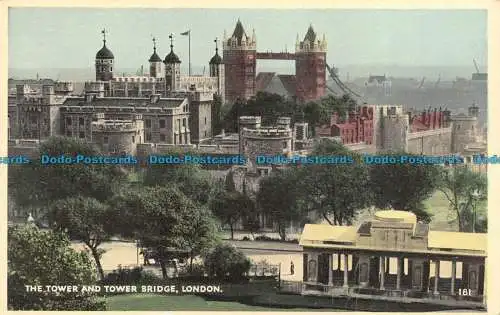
[471,189,480,233]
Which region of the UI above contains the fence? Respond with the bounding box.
[246,263,280,278]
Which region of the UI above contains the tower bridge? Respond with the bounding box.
[223,20,327,104]
[255,52,296,60]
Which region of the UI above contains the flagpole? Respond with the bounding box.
[188,30,191,76]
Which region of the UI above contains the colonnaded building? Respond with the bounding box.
[279,210,486,309]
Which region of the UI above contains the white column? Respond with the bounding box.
[328,254,333,285]
[451,260,456,294]
[396,257,402,290]
[380,256,385,290]
[434,260,440,294]
[343,254,349,288]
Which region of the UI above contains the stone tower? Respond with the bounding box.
[149,37,163,78]
[451,103,480,153]
[209,38,225,104]
[223,19,256,104]
[164,34,181,92]
[295,25,327,103]
[95,29,114,81]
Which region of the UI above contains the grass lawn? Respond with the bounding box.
[105,294,335,311]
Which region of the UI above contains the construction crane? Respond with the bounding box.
[473,58,480,73]
[434,74,441,88]
[417,77,426,89]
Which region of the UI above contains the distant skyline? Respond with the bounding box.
[9,8,487,76]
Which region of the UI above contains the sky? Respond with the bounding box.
[8,8,487,75]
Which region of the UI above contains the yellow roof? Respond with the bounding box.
[300,224,358,245]
[428,231,487,252]
[374,210,417,224]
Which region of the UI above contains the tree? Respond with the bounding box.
[9,136,126,212]
[437,166,487,232]
[112,186,219,278]
[48,196,115,280]
[222,92,297,131]
[369,152,443,222]
[143,149,215,205]
[8,224,105,310]
[204,244,251,280]
[181,205,221,272]
[302,94,358,134]
[257,168,308,240]
[296,139,372,226]
[211,190,256,240]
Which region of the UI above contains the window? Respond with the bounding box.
[283,141,287,149]
[204,117,207,124]
[159,119,166,128]
[132,136,135,143]
[145,119,152,128]
[204,131,207,137]
[79,131,85,138]
[160,134,166,142]
[103,136,108,144]
[66,130,72,137]
[182,118,186,127]
[145,132,152,142]
[66,117,72,125]
[79,118,84,126]
[31,116,37,124]
[177,119,180,128]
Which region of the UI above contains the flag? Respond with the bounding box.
[180,30,190,36]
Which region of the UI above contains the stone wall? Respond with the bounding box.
[407,128,452,155]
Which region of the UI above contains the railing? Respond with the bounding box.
[246,263,280,277]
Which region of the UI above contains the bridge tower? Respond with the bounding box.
[223,19,257,104]
[295,25,327,103]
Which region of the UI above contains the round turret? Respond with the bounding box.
[164,51,181,64]
[95,29,114,81]
[209,52,222,65]
[96,44,114,59]
[149,51,162,62]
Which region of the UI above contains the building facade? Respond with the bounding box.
[284,210,486,308]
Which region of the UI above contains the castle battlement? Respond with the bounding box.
[8,139,41,146]
[239,116,262,124]
[276,116,292,126]
[92,120,140,132]
[54,82,74,92]
[242,127,293,138]
[166,91,214,102]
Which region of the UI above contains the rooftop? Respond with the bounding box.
[300,210,487,256]
[62,96,187,108]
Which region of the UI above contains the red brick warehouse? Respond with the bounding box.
[223,19,327,104]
